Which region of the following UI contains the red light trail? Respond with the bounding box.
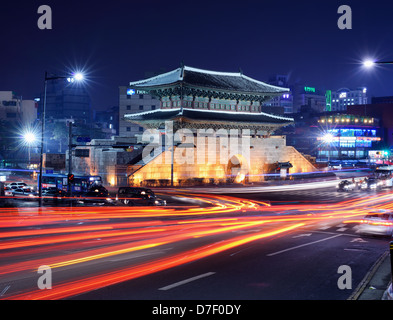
[0,191,392,300]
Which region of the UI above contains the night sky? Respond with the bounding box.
[1,0,393,111]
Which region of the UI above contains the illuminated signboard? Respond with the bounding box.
[339,92,347,98]
[325,90,332,112]
[304,87,316,93]
[127,88,148,95]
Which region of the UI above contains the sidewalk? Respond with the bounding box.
[350,251,392,300]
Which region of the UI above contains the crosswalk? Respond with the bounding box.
[316,222,355,233]
[288,190,360,197]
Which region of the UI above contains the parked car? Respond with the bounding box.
[7,182,28,190]
[355,210,393,236]
[115,187,166,206]
[336,180,356,192]
[4,186,13,197]
[12,187,38,200]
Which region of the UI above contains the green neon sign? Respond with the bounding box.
[325,90,332,112]
[304,86,316,93]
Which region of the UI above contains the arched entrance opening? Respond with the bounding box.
[227,154,249,184]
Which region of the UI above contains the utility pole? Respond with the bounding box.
[68,121,74,202]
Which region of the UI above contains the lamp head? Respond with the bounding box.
[363,60,375,68]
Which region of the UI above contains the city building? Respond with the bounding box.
[0,91,37,125]
[348,101,393,154]
[263,75,294,114]
[71,136,140,186]
[118,86,159,137]
[0,91,38,168]
[292,84,327,113]
[331,87,368,112]
[122,65,317,186]
[38,78,92,124]
[95,105,119,138]
[316,114,382,161]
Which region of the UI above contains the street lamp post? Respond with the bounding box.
[363,60,393,68]
[363,59,393,287]
[38,71,84,206]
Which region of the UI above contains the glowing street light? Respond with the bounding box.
[363,60,375,68]
[67,72,84,83]
[23,132,37,144]
[22,130,38,165]
[321,133,335,163]
[363,59,393,69]
[322,133,334,144]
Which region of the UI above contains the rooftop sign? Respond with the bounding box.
[304,86,316,93]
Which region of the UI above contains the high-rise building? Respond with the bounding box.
[38,79,92,124]
[331,87,367,112]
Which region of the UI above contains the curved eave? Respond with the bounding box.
[129,82,288,99]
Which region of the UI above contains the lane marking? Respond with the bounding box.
[158,272,216,291]
[0,285,10,297]
[267,234,342,257]
[318,225,331,230]
[292,233,312,238]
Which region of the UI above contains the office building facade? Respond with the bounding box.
[331,87,368,112]
[118,86,159,137]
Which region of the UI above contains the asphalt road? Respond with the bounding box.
[71,215,389,300]
[0,184,392,301]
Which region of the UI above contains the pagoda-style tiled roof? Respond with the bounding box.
[125,108,293,130]
[129,66,289,95]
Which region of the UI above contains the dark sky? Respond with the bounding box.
[1,0,393,111]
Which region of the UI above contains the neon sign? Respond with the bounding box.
[304,87,316,93]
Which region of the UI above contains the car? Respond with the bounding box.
[7,182,28,189]
[77,187,114,206]
[4,186,13,197]
[360,177,383,191]
[12,187,38,200]
[354,210,393,237]
[336,180,356,192]
[115,187,166,206]
[42,188,67,203]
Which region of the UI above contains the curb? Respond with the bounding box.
[348,251,390,300]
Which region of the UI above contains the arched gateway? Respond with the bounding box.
[124,65,316,186]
